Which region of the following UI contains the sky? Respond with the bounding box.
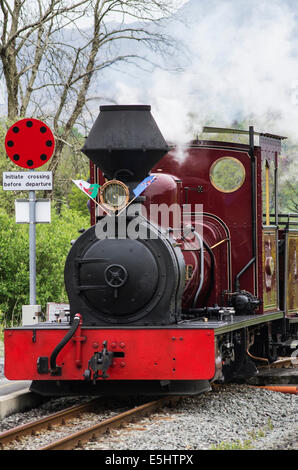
[94,0,298,144]
[1,0,297,146]
[67,0,188,27]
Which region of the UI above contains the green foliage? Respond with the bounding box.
[211,439,253,450]
[0,207,89,326]
[279,147,298,213]
[51,138,90,214]
[68,182,91,215]
[211,419,274,450]
[210,158,245,192]
[0,119,91,328]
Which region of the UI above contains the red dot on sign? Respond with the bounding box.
[5,118,55,169]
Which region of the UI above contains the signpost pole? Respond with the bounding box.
[4,118,55,324]
[29,188,36,305]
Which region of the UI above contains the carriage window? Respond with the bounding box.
[210,157,246,193]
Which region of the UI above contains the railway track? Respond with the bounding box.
[0,358,296,450]
[0,396,181,450]
[0,374,296,450]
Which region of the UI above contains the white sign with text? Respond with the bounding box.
[3,171,52,191]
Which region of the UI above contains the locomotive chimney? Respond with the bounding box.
[81,105,169,183]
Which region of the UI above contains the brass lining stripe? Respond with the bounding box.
[210,238,230,250]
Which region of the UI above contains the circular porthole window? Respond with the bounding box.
[210,157,246,193]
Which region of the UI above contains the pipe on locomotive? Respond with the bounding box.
[50,313,82,375]
[192,231,204,308]
[234,126,257,293]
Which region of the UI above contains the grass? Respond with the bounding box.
[211,439,253,450]
[211,419,274,450]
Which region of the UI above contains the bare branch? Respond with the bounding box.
[0,0,181,177]
[3,0,91,50]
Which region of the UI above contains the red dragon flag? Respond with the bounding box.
[72,179,100,199]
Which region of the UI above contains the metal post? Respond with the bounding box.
[249,126,258,294]
[274,151,279,227]
[29,189,36,305]
[235,127,257,292]
[265,160,270,226]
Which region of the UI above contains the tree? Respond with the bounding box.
[0,205,89,326]
[0,0,180,179]
[279,150,298,213]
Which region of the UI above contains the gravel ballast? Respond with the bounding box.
[0,384,296,450]
[82,385,297,450]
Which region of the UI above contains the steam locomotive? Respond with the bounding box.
[4,105,298,396]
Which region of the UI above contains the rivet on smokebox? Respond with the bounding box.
[120,362,126,368]
[111,342,117,348]
[120,342,125,348]
[92,342,99,349]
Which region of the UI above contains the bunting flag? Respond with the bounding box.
[72,179,100,199]
[132,175,157,198]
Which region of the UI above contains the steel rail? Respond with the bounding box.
[0,398,100,448]
[39,396,181,451]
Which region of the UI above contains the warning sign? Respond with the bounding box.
[5,118,55,169]
[2,171,52,190]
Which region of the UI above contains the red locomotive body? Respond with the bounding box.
[151,144,264,307]
[4,106,298,396]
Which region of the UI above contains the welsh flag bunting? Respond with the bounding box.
[72,180,100,199]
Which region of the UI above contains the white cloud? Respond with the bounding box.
[111,0,298,143]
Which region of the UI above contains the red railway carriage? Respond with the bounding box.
[4,105,298,396]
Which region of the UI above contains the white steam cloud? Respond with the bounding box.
[110,0,298,144]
